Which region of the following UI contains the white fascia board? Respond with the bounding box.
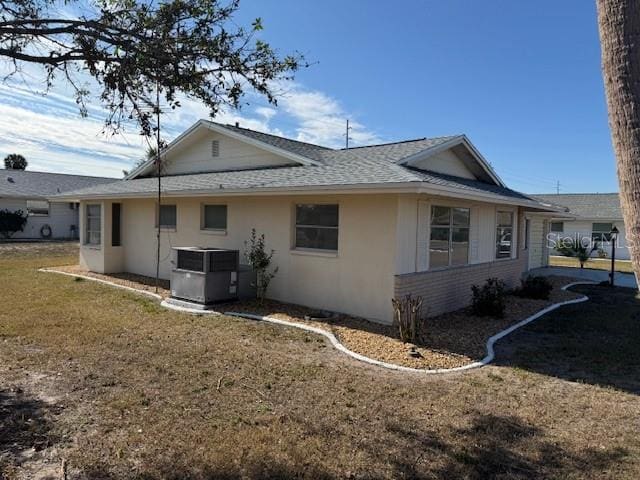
[126,119,322,180]
[51,182,559,212]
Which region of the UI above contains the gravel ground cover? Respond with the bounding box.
[47,266,581,369]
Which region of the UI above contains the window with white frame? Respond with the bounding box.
[157,204,177,229]
[550,221,564,233]
[201,204,227,230]
[26,200,49,216]
[592,222,613,242]
[429,206,470,269]
[496,211,514,259]
[295,204,339,251]
[85,204,101,245]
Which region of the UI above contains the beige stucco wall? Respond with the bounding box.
[81,194,399,323]
[78,192,546,324]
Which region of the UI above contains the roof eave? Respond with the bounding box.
[51,181,557,211]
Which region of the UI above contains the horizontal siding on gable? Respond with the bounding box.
[162,130,296,175]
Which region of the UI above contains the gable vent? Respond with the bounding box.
[211,140,220,157]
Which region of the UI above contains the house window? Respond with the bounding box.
[592,222,613,242]
[524,218,530,250]
[157,204,177,229]
[26,200,49,216]
[295,204,339,251]
[496,211,514,259]
[202,204,227,230]
[112,203,121,247]
[85,204,101,246]
[429,206,470,269]
[550,221,564,233]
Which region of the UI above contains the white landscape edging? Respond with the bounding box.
[39,268,594,374]
[38,268,163,301]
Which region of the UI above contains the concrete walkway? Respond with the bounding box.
[531,266,638,289]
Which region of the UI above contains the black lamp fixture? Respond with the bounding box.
[609,226,620,287]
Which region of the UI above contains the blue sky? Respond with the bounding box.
[0,0,615,193]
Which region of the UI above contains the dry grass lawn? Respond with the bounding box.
[550,255,634,273]
[1,243,640,479]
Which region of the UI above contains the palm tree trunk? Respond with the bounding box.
[597,0,640,289]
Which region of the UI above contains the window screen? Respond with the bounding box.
[429,206,470,268]
[202,205,227,230]
[158,204,177,228]
[592,223,613,242]
[550,222,564,233]
[85,204,101,245]
[295,204,339,251]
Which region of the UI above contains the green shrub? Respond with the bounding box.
[244,229,278,304]
[471,278,506,318]
[515,275,553,300]
[0,209,28,239]
[555,237,598,268]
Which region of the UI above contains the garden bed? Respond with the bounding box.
[47,267,582,370]
[217,276,583,369]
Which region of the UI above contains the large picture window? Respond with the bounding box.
[157,204,177,229]
[496,211,514,259]
[295,204,339,251]
[429,206,470,269]
[85,204,101,246]
[202,204,227,230]
[592,222,613,242]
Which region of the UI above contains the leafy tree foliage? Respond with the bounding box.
[3,153,27,170]
[0,209,28,238]
[0,0,305,135]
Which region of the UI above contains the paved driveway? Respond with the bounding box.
[531,266,638,289]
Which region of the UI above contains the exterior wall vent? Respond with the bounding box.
[211,140,220,157]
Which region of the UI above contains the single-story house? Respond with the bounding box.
[53,120,560,324]
[0,169,116,240]
[531,193,629,260]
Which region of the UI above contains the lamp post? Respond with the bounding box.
[610,226,619,287]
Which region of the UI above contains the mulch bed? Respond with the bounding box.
[47,266,583,370]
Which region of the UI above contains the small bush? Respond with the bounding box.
[471,278,506,318]
[515,275,553,300]
[0,209,28,239]
[244,228,278,304]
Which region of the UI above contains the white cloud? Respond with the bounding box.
[0,72,382,177]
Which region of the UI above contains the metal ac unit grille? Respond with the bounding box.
[209,250,238,272]
[177,250,204,272]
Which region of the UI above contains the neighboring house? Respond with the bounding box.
[54,120,559,324]
[531,193,629,260]
[0,170,116,240]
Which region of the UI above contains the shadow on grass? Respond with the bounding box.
[494,284,640,394]
[0,388,61,473]
[75,413,628,479]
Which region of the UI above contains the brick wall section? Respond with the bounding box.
[394,208,532,318]
[394,255,528,317]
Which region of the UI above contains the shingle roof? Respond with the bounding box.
[531,193,622,219]
[0,169,117,199]
[52,121,550,209]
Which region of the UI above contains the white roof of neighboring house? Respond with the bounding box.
[52,120,559,211]
[531,193,622,220]
[0,169,117,200]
